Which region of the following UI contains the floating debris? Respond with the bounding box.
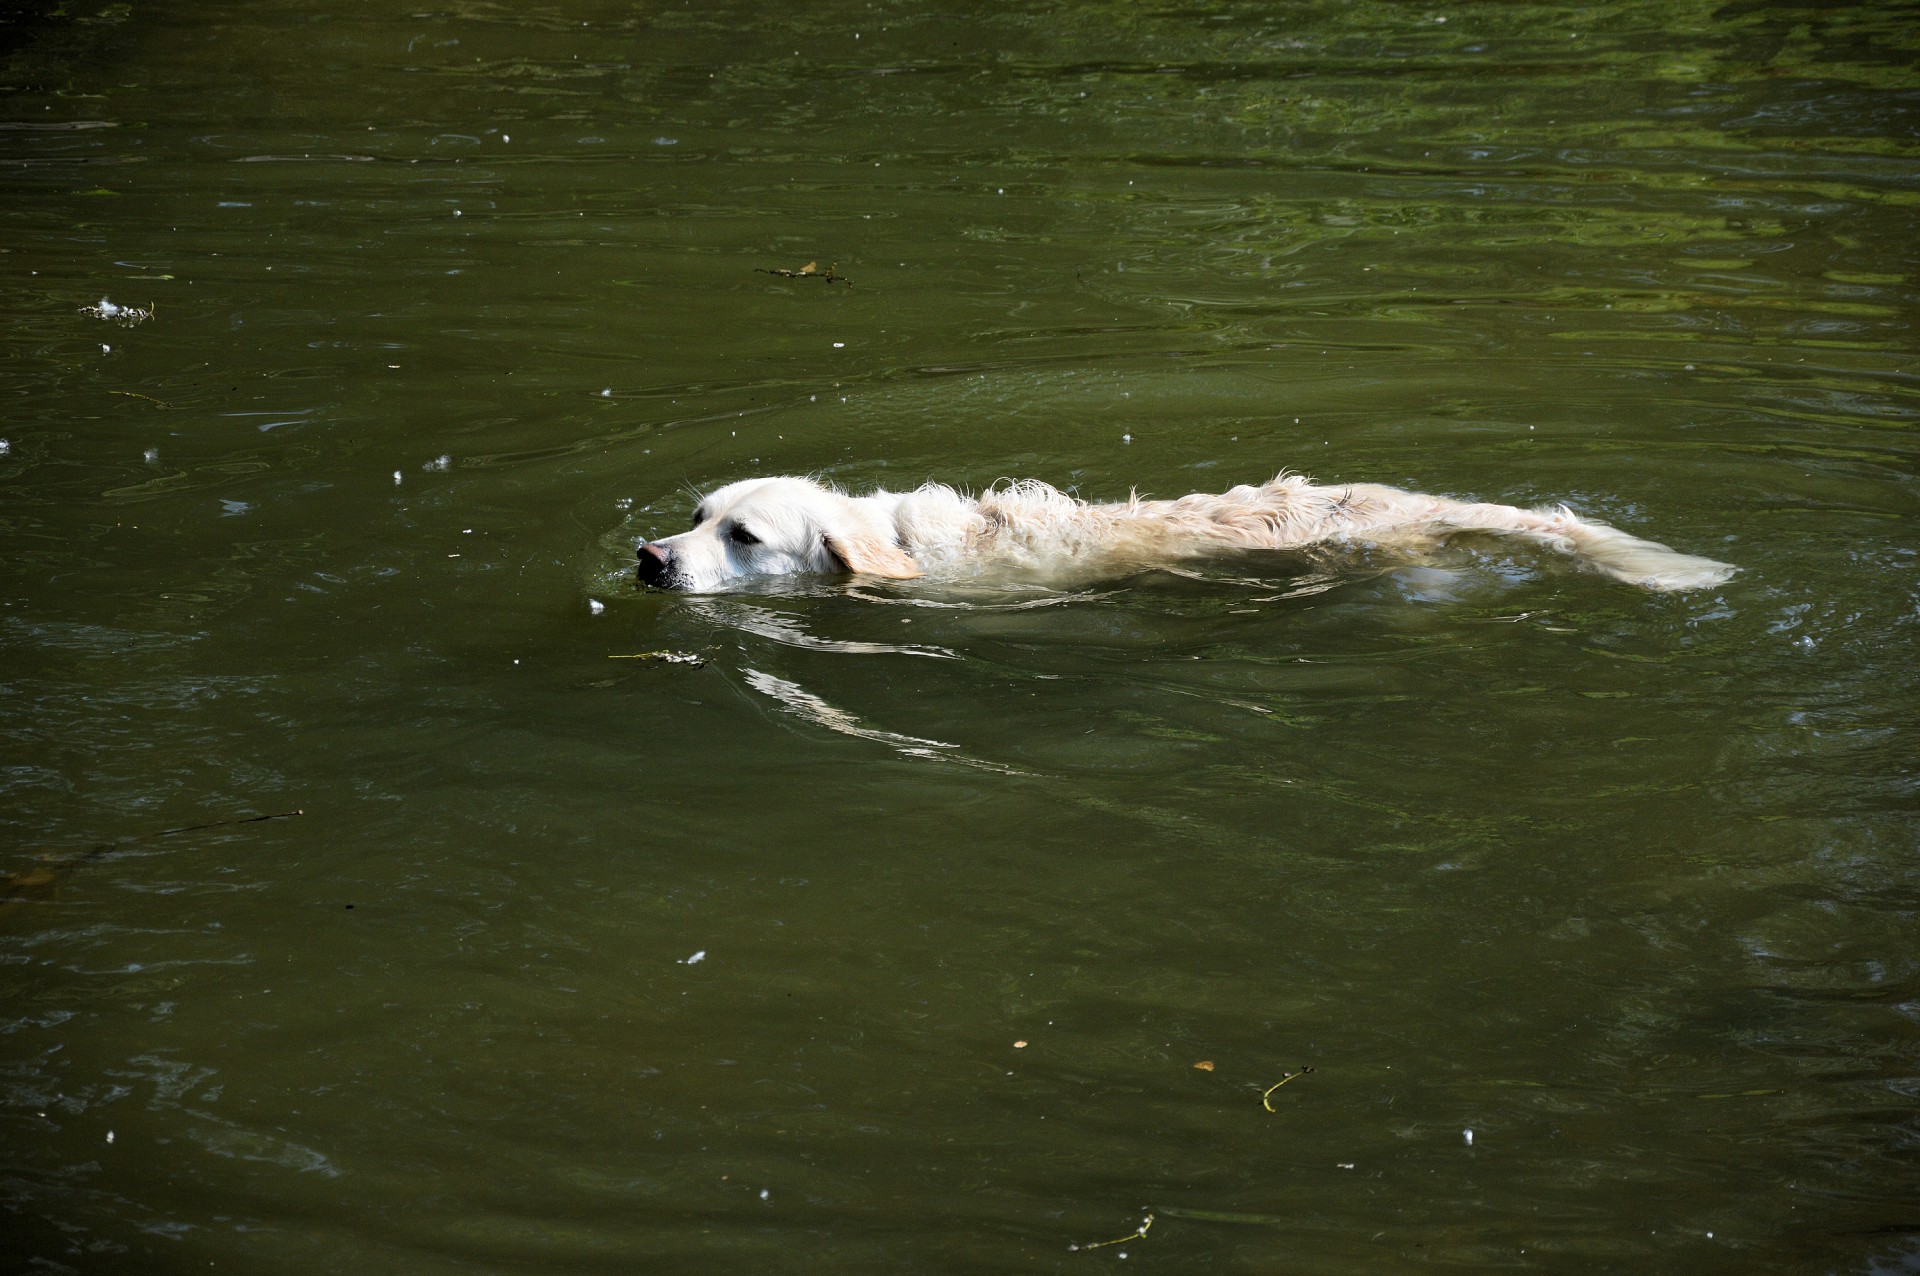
[1193,1060,1215,1071]
[1261,1066,1316,1112]
[755,260,850,286]
[4,810,303,907]
[81,297,154,325]
[608,650,707,666]
[679,950,707,965]
[111,391,175,410]
[1072,1212,1153,1252]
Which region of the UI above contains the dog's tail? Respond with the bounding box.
[1485,505,1737,592]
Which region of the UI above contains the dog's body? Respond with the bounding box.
[635,473,1737,593]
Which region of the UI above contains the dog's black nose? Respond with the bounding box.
[635,541,672,587]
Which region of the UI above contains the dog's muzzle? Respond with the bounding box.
[635,542,677,588]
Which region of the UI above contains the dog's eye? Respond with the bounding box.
[729,523,760,547]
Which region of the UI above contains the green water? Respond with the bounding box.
[3,1,1917,1271]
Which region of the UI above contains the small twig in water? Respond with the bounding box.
[110,390,177,409]
[755,260,851,285]
[608,650,707,666]
[2,810,304,906]
[152,810,304,839]
[1261,1066,1316,1112]
[1073,1211,1153,1252]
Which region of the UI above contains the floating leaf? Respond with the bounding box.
[4,866,59,891]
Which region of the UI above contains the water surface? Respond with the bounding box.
[3,1,1918,1272]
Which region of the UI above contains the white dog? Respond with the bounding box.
[635,473,1736,593]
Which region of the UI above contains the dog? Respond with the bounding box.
[635,473,1737,593]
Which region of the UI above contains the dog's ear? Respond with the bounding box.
[823,531,923,580]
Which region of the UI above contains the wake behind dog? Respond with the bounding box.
[636,472,1737,594]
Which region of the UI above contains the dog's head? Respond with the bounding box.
[636,476,923,592]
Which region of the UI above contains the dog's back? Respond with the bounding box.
[886,473,1734,591]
